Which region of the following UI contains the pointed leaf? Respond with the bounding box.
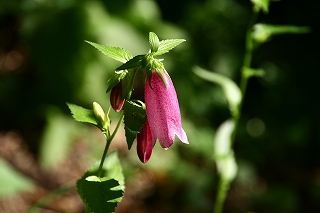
[115,55,144,70]
[123,100,147,149]
[77,151,124,213]
[85,41,132,63]
[149,32,159,53]
[67,103,97,126]
[154,39,186,56]
[193,66,242,116]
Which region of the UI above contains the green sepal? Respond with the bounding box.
[67,103,98,126]
[115,55,145,71]
[153,39,186,56]
[149,32,160,53]
[76,151,125,213]
[85,41,132,63]
[123,100,147,149]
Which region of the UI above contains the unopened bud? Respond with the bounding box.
[93,102,110,130]
[110,82,125,112]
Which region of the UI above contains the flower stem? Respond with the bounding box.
[213,10,259,213]
[98,111,124,177]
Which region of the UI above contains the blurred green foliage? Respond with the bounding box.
[0,0,319,212]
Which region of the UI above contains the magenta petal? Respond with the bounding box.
[137,121,154,163]
[145,71,189,149]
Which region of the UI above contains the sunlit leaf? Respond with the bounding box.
[154,39,186,56]
[85,41,132,63]
[193,66,242,116]
[77,151,124,213]
[67,103,97,126]
[149,32,159,53]
[251,0,270,13]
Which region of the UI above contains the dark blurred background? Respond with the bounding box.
[0,0,319,213]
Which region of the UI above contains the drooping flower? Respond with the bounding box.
[136,120,153,163]
[144,70,189,149]
[110,81,125,112]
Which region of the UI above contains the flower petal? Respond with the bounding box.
[137,120,154,163]
[145,71,188,149]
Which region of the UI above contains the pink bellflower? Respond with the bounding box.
[137,70,188,163]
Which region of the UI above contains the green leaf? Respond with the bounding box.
[77,151,124,213]
[0,157,34,197]
[213,119,238,182]
[242,67,265,78]
[85,41,132,63]
[252,24,310,43]
[149,32,159,53]
[123,100,147,149]
[193,66,242,117]
[154,39,186,56]
[67,103,98,126]
[115,55,144,71]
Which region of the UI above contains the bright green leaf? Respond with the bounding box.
[77,151,124,213]
[193,66,242,116]
[67,103,97,126]
[123,100,147,149]
[252,23,310,43]
[115,55,144,71]
[85,41,132,63]
[0,157,34,197]
[149,32,159,53]
[154,39,186,56]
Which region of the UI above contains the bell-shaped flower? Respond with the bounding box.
[110,81,125,112]
[136,120,153,163]
[144,70,189,149]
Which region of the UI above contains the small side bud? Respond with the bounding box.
[110,82,125,112]
[93,102,110,131]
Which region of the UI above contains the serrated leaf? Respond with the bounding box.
[149,32,159,53]
[153,39,186,56]
[123,100,147,149]
[85,41,132,63]
[67,103,97,126]
[252,24,310,43]
[193,66,242,116]
[115,55,144,71]
[77,151,124,213]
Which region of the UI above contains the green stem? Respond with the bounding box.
[213,11,259,213]
[98,111,124,177]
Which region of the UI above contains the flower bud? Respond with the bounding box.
[110,82,125,112]
[137,120,154,163]
[93,102,110,130]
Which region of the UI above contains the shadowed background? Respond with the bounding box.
[0,0,319,212]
